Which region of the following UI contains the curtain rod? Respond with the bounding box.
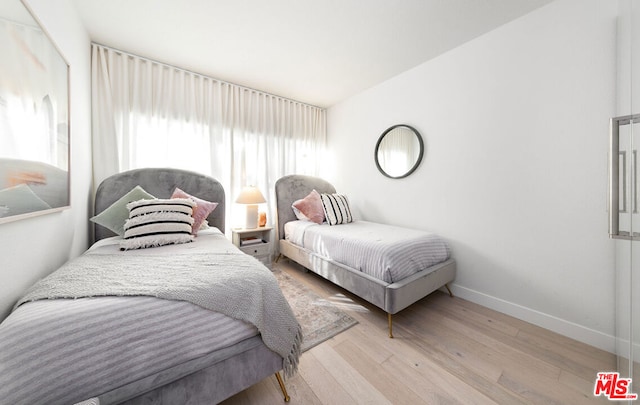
[92,42,324,110]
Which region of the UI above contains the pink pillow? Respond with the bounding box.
[171,187,218,235]
[292,189,325,224]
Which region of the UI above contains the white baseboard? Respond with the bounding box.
[445,284,617,354]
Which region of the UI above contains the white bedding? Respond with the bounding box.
[90,227,235,255]
[285,220,451,283]
[0,229,260,405]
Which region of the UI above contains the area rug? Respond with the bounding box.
[273,268,358,352]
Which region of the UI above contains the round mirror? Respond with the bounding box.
[374,124,424,179]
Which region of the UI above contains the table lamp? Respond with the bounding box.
[235,186,266,229]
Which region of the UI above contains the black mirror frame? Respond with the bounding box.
[374,124,424,179]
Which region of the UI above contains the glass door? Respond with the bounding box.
[611,0,640,401]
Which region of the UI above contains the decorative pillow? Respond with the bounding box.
[170,187,218,235]
[320,193,353,226]
[120,198,196,250]
[291,189,325,224]
[0,183,51,216]
[90,185,156,236]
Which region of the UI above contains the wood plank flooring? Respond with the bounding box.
[220,260,615,404]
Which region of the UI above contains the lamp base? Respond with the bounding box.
[244,204,259,229]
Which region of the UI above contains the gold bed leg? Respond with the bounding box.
[388,313,394,338]
[275,254,282,263]
[445,283,454,298]
[275,372,290,402]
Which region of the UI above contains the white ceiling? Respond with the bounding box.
[71,0,552,108]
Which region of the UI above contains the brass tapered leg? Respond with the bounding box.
[388,313,394,338]
[275,254,282,263]
[274,372,290,402]
[445,283,453,298]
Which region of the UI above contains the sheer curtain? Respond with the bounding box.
[91,44,326,230]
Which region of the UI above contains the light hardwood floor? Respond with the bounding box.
[221,260,615,404]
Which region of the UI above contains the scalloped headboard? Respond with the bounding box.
[274,174,336,241]
[94,168,225,242]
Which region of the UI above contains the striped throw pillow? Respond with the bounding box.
[120,198,196,250]
[320,193,353,226]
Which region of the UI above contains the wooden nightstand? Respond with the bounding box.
[232,227,273,269]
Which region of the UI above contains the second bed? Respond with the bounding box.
[275,174,456,337]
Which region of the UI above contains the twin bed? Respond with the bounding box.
[275,174,456,337]
[0,168,299,405]
[0,169,455,404]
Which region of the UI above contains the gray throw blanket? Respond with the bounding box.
[15,251,302,378]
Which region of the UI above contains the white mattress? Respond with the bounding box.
[284,220,451,283]
[0,228,258,405]
[90,227,237,255]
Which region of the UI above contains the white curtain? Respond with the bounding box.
[91,44,326,230]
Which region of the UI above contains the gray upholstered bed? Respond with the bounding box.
[93,168,226,242]
[275,174,456,337]
[0,168,297,405]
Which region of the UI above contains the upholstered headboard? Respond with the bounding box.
[274,174,336,240]
[94,168,225,241]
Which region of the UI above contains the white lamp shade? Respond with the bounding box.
[235,186,266,204]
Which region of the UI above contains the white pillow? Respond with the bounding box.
[120,198,196,250]
[320,193,353,226]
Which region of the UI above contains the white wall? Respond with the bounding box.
[0,0,91,319]
[326,0,618,351]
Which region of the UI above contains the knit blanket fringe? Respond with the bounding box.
[284,324,303,378]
